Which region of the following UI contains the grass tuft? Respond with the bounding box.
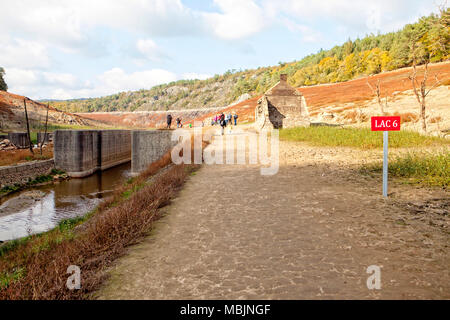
[361,151,449,187]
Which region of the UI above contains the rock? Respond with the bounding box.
[321,112,335,120]
[234,93,251,104]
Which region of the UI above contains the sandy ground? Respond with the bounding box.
[96,134,449,300]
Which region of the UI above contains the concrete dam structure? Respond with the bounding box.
[8,132,30,148]
[54,130,132,178]
[131,130,177,175]
[54,129,177,178]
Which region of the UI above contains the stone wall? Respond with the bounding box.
[54,130,131,178]
[255,74,310,130]
[131,130,177,175]
[266,95,310,129]
[0,159,54,187]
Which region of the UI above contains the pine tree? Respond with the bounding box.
[0,67,7,91]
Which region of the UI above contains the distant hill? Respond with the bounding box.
[46,9,448,114]
[38,98,90,102]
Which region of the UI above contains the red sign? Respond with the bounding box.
[371,116,401,131]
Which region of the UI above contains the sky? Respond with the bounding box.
[0,0,440,100]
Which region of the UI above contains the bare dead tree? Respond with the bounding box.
[366,78,387,114]
[23,98,34,155]
[40,103,49,155]
[408,44,442,133]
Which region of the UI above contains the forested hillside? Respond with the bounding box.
[47,9,449,113]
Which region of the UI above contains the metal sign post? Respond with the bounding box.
[371,116,401,198]
[383,131,388,198]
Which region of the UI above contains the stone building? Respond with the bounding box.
[255,74,310,130]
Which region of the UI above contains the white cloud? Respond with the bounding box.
[0,0,204,53]
[0,2,87,51]
[203,0,267,40]
[263,0,437,35]
[0,0,440,100]
[4,68,39,87]
[0,0,438,53]
[42,72,79,89]
[136,39,170,62]
[4,68,84,98]
[281,18,323,43]
[0,36,51,69]
[5,67,178,100]
[98,68,177,93]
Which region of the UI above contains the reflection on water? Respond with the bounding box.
[0,162,131,241]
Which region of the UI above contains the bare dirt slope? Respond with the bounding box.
[96,135,449,300]
[301,61,450,134]
[0,91,101,131]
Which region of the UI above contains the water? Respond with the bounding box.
[0,162,131,241]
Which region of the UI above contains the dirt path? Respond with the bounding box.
[96,133,449,299]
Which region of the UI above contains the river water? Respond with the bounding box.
[0,162,131,241]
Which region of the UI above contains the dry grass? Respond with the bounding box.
[343,110,358,122]
[0,164,196,299]
[342,110,368,122]
[362,150,449,187]
[0,145,53,167]
[333,105,358,113]
[391,112,419,123]
[430,116,442,124]
[0,137,207,300]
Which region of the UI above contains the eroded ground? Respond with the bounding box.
[96,137,449,299]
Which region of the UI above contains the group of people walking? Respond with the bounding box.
[213,112,238,135]
[211,112,238,127]
[166,112,238,134]
[166,114,184,129]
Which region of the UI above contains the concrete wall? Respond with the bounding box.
[54,130,131,178]
[131,130,176,175]
[8,132,30,148]
[37,132,53,143]
[0,159,54,187]
[99,131,131,171]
